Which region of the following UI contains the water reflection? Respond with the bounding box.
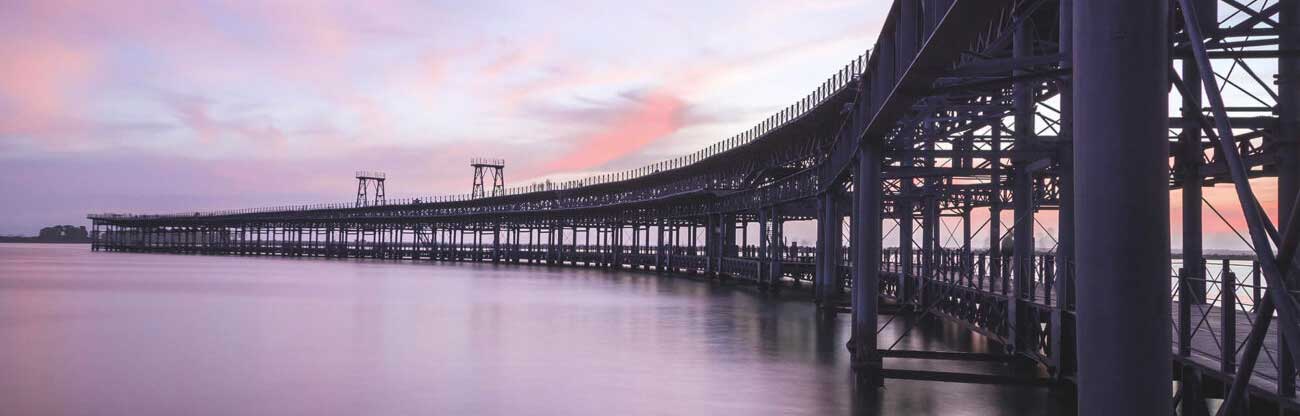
[0,243,1069,415]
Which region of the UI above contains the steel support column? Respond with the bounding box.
[1051,0,1076,379]
[769,208,784,286]
[722,214,737,259]
[1010,14,1036,353]
[706,216,719,275]
[1073,1,1171,414]
[656,220,665,272]
[852,139,883,387]
[1278,0,1300,398]
[818,191,841,306]
[989,119,1004,296]
[898,193,914,305]
[921,193,937,305]
[962,200,972,285]
[1179,41,1206,361]
[758,209,769,284]
[492,223,501,263]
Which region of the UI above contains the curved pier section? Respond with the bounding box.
[89,0,1300,413]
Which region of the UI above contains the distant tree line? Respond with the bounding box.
[0,225,90,243]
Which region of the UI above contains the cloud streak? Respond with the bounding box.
[542,89,689,171]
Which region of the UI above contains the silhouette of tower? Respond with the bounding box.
[355,171,386,207]
[470,158,505,198]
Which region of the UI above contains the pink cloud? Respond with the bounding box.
[496,26,871,175]
[543,89,688,171]
[161,94,288,148]
[0,34,97,143]
[501,66,647,111]
[482,38,552,78]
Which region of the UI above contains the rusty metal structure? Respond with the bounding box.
[88,0,1299,413]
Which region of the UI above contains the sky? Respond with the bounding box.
[0,0,1274,252]
[0,0,883,235]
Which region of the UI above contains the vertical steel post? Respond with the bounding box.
[898,193,914,304]
[830,199,844,300]
[921,193,937,306]
[816,193,826,304]
[712,216,720,271]
[962,201,972,285]
[543,226,553,265]
[759,209,769,284]
[818,193,836,305]
[816,201,825,301]
[657,220,665,272]
[852,140,883,387]
[689,224,697,257]
[1074,0,1171,413]
[1278,0,1300,398]
[480,226,488,261]
[492,223,501,263]
[1221,259,1236,375]
[612,223,622,268]
[771,210,783,286]
[1010,14,1036,352]
[1052,0,1076,378]
[740,220,748,258]
[1180,36,1205,360]
[722,214,737,258]
[989,119,1004,294]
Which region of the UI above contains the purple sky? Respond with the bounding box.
[0,0,887,235]
[0,0,1274,252]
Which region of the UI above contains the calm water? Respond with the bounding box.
[0,243,1068,415]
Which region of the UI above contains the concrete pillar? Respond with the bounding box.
[1073,0,1171,413]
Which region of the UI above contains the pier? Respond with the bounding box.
[89,0,1300,413]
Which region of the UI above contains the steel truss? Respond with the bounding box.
[89,0,1297,413]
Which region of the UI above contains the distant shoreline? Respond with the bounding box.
[0,238,91,244]
[2,225,92,244]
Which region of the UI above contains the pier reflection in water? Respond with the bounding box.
[0,244,1070,415]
